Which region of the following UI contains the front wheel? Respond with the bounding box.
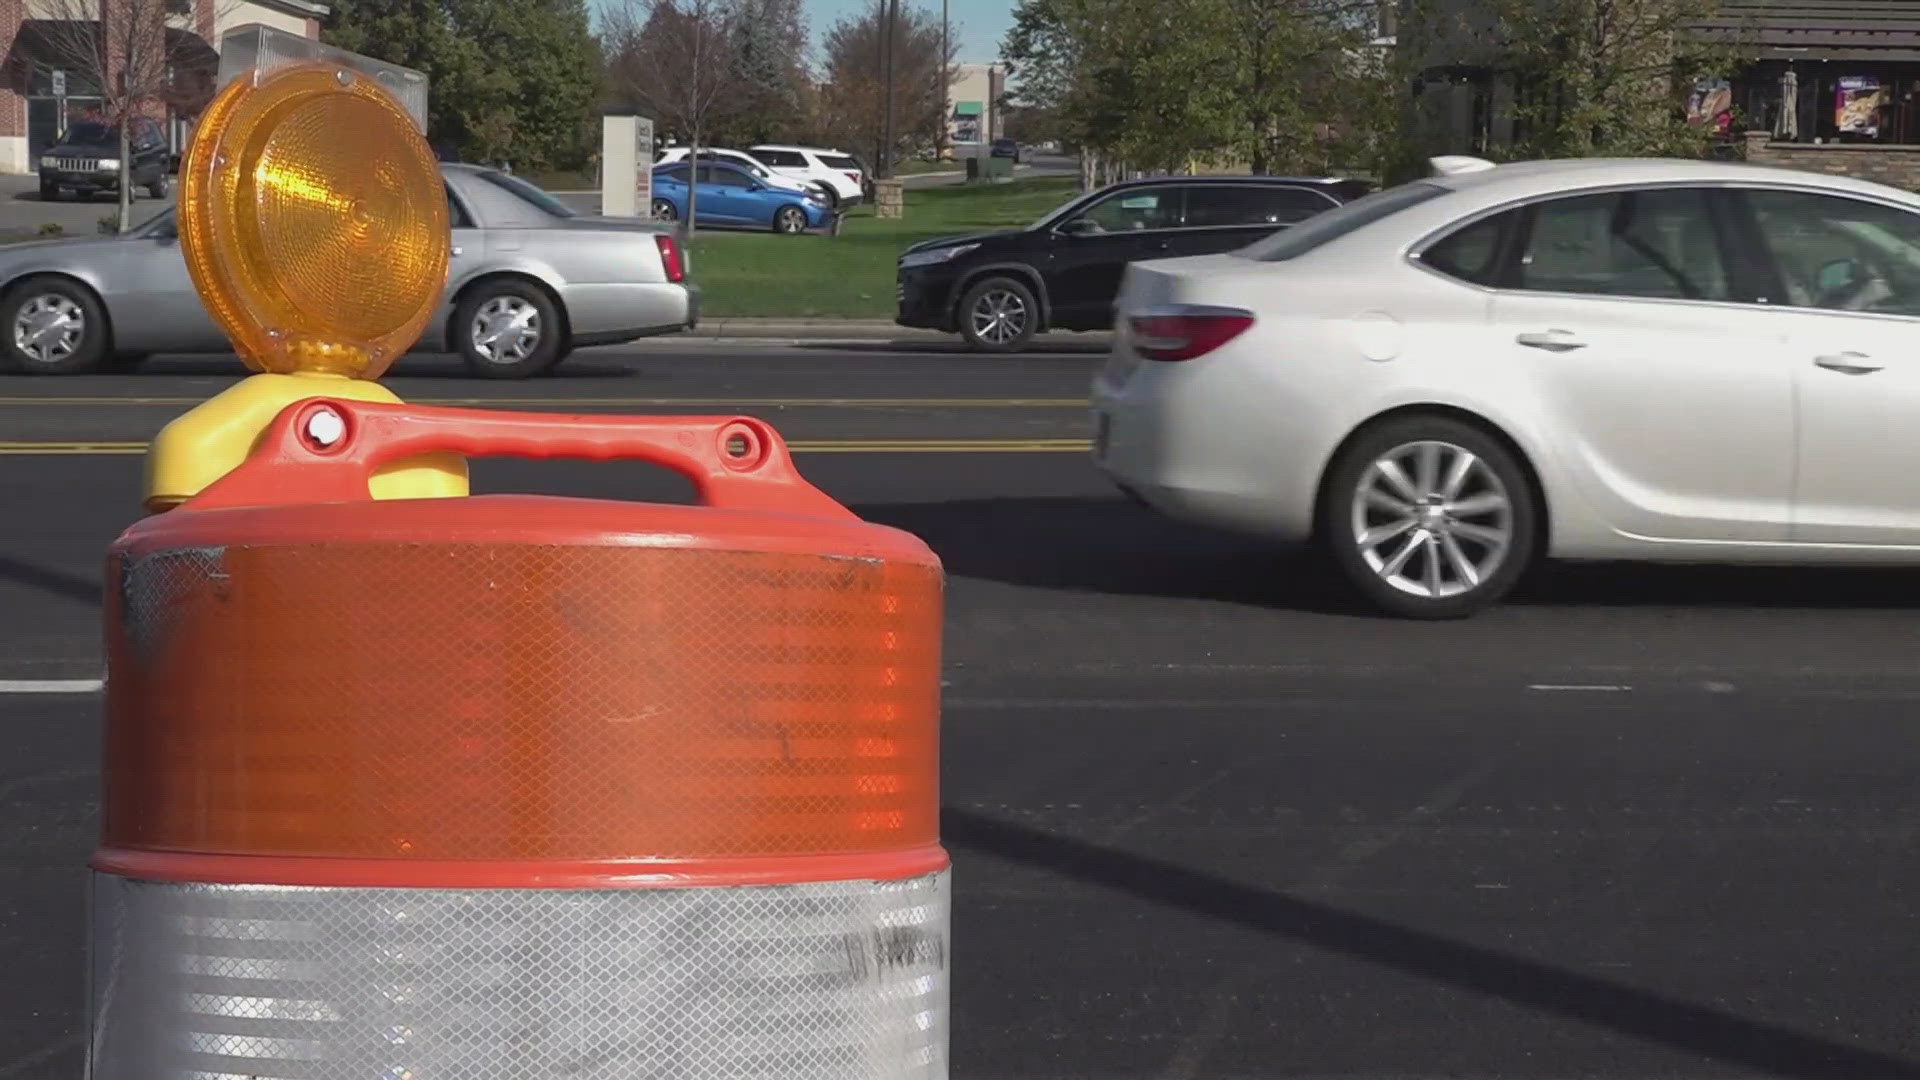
[453,280,564,379]
[38,181,58,202]
[958,276,1037,353]
[1318,417,1537,619]
[0,277,107,374]
[773,205,808,234]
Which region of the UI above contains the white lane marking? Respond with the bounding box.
[0,678,103,693]
[1528,683,1631,692]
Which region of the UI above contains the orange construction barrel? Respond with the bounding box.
[90,399,948,1078]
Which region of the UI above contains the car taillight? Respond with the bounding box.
[1127,306,1254,361]
[845,171,861,185]
[655,234,685,283]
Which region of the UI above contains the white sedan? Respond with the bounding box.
[1093,156,1920,617]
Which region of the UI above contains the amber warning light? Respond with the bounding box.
[144,25,464,510]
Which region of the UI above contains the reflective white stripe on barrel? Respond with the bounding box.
[90,871,949,1079]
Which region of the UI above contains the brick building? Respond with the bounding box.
[0,0,325,174]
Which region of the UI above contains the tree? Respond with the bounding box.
[325,0,601,169]
[30,0,220,231]
[720,0,809,145]
[817,3,953,176]
[603,0,740,232]
[1003,0,1394,182]
[1402,0,1732,160]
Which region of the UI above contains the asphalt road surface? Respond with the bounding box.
[5,342,1920,1078]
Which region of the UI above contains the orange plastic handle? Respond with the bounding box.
[186,397,857,521]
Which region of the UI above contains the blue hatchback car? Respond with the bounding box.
[650,162,832,233]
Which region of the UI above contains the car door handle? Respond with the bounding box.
[1813,351,1884,374]
[451,246,464,256]
[1515,329,1587,352]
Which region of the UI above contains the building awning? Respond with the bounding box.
[953,101,983,117]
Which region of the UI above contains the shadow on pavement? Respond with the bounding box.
[793,340,1109,357]
[944,807,1920,1079]
[860,496,1920,612]
[0,555,101,605]
[853,496,1349,612]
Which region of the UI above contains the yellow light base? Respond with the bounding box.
[144,372,469,512]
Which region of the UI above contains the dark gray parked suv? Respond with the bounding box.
[39,118,171,202]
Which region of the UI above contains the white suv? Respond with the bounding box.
[651,147,813,197]
[749,145,866,208]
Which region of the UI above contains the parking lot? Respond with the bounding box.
[3,341,1920,1077]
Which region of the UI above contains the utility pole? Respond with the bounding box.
[880,0,897,178]
[940,0,949,160]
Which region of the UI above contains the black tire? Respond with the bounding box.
[956,275,1038,353]
[107,351,149,372]
[0,276,108,375]
[773,205,808,234]
[147,173,169,200]
[38,181,58,202]
[1317,415,1537,619]
[452,279,564,379]
[651,198,676,222]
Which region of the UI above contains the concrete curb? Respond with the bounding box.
[682,319,1110,347]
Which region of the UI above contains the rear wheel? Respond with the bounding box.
[651,198,677,222]
[453,280,564,379]
[146,173,168,200]
[0,277,107,374]
[958,276,1037,353]
[1318,416,1537,619]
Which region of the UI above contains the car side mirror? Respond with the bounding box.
[1058,218,1097,237]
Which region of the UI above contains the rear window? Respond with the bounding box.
[820,154,860,171]
[1237,181,1448,261]
[475,170,576,219]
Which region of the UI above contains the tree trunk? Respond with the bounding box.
[117,122,133,233]
[685,129,700,239]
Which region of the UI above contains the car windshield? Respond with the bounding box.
[1237,181,1448,261]
[475,170,576,219]
[136,207,176,235]
[60,121,114,144]
[1029,190,1100,230]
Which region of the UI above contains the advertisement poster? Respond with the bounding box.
[1687,78,1732,130]
[1836,76,1887,136]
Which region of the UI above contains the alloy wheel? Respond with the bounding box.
[969,288,1027,347]
[777,207,806,233]
[1349,439,1513,599]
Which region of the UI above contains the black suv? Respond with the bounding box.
[897,175,1371,351]
[39,118,170,203]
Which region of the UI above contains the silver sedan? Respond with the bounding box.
[0,163,697,378]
